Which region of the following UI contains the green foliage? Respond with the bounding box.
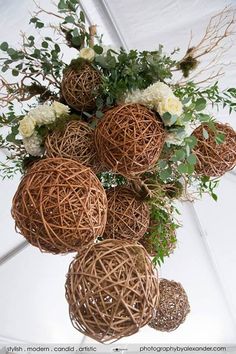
[94,47,176,110]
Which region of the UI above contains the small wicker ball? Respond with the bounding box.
[45,120,100,172]
[149,278,190,332]
[61,63,101,112]
[103,186,150,242]
[95,104,166,177]
[12,158,107,254]
[139,223,177,257]
[65,240,159,343]
[193,123,236,177]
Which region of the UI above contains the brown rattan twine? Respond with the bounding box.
[193,123,236,177]
[95,104,166,177]
[149,278,190,332]
[11,158,107,254]
[45,120,100,172]
[61,63,101,112]
[65,239,159,343]
[103,186,150,242]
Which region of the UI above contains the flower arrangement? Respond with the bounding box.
[1,0,236,341]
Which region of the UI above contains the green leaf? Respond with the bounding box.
[215,132,225,145]
[12,69,19,76]
[185,135,197,149]
[42,41,48,48]
[93,45,103,54]
[29,17,38,24]
[202,128,209,139]
[96,110,104,119]
[65,15,75,24]
[2,65,9,73]
[58,0,66,9]
[80,11,85,22]
[158,160,168,169]
[171,149,186,162]
[198,113,211,122]
[177,163,189,174]
[0,42,9,51]
[187,153,197,165]
[211,193,218,201]
[55,44,61,52]
[159,167,172,181]
[36,22,44,29]
[195,98,206,111]
[162,112,178,126]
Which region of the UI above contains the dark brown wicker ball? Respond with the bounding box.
[61,63,101,112]
[12,158,107,254]
[139,221,177,257]
[65,239,159,343]
[95,104,166,177]
[149,278,190,332]
[45,120,100,172]
[102,186,150,242]
[193,122,236,177]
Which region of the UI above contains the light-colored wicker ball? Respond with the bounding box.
[12,157,107,254]
[95,104,166,177]
[45,120,100,172]
[149,278,190,332]
[61,63,101,112]
[65,240,159,343]
[193,122,236,177]
[103,186,150,242]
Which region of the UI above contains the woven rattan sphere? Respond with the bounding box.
[193,123,236,177]
[12,158,107,254]
[65,239,159,343]
[149,278,190,332]
[45,120,100,171]
[103,186,150,241]
[61,63,101,112]
[95,104,166,177]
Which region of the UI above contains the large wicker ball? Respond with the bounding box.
[45,120,100,172]
[12,158,107,254]
[65,239,159,343]
[103,186,150,242]
[193,123,236,177]
[95,104,166,177]
[61,63,101,112]
[149,279,190,332]
[139,220,177,257]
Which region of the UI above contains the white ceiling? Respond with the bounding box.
[0,0,236,346]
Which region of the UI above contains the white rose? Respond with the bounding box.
[157,96,183,116]
[79,47,95,61]
[18,116,36,138]
[28,105,56,126]
[51,101,70,118]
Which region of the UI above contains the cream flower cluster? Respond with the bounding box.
[23,132,44,156]
[79,47,96,61]
[125,81,183,119]
[18,101,70,156]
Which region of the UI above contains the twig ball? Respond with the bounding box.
[11,157,107,254]
[61,63,101,112]
[95,104,166,177]
[193,123,236,177]
[45,120,100,172]
[149,278,190,332]
[65,239,159,343]
[103,186,150,242]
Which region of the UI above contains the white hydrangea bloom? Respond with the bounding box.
[51,101,70,118]
[23,132,44,156]
[28,105,56,126]
[124,81,183,117]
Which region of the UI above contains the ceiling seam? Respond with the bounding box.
[0,241,29,267]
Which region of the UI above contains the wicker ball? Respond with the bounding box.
[95,104,166,177]
[12,158,107,254]
[149,279,190,332]
[103,186,150,242]
[193,123,236,177]
[139,217,177,257]
[45,120,100,172]
[65,239,159,343]
[61,63,101,112]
